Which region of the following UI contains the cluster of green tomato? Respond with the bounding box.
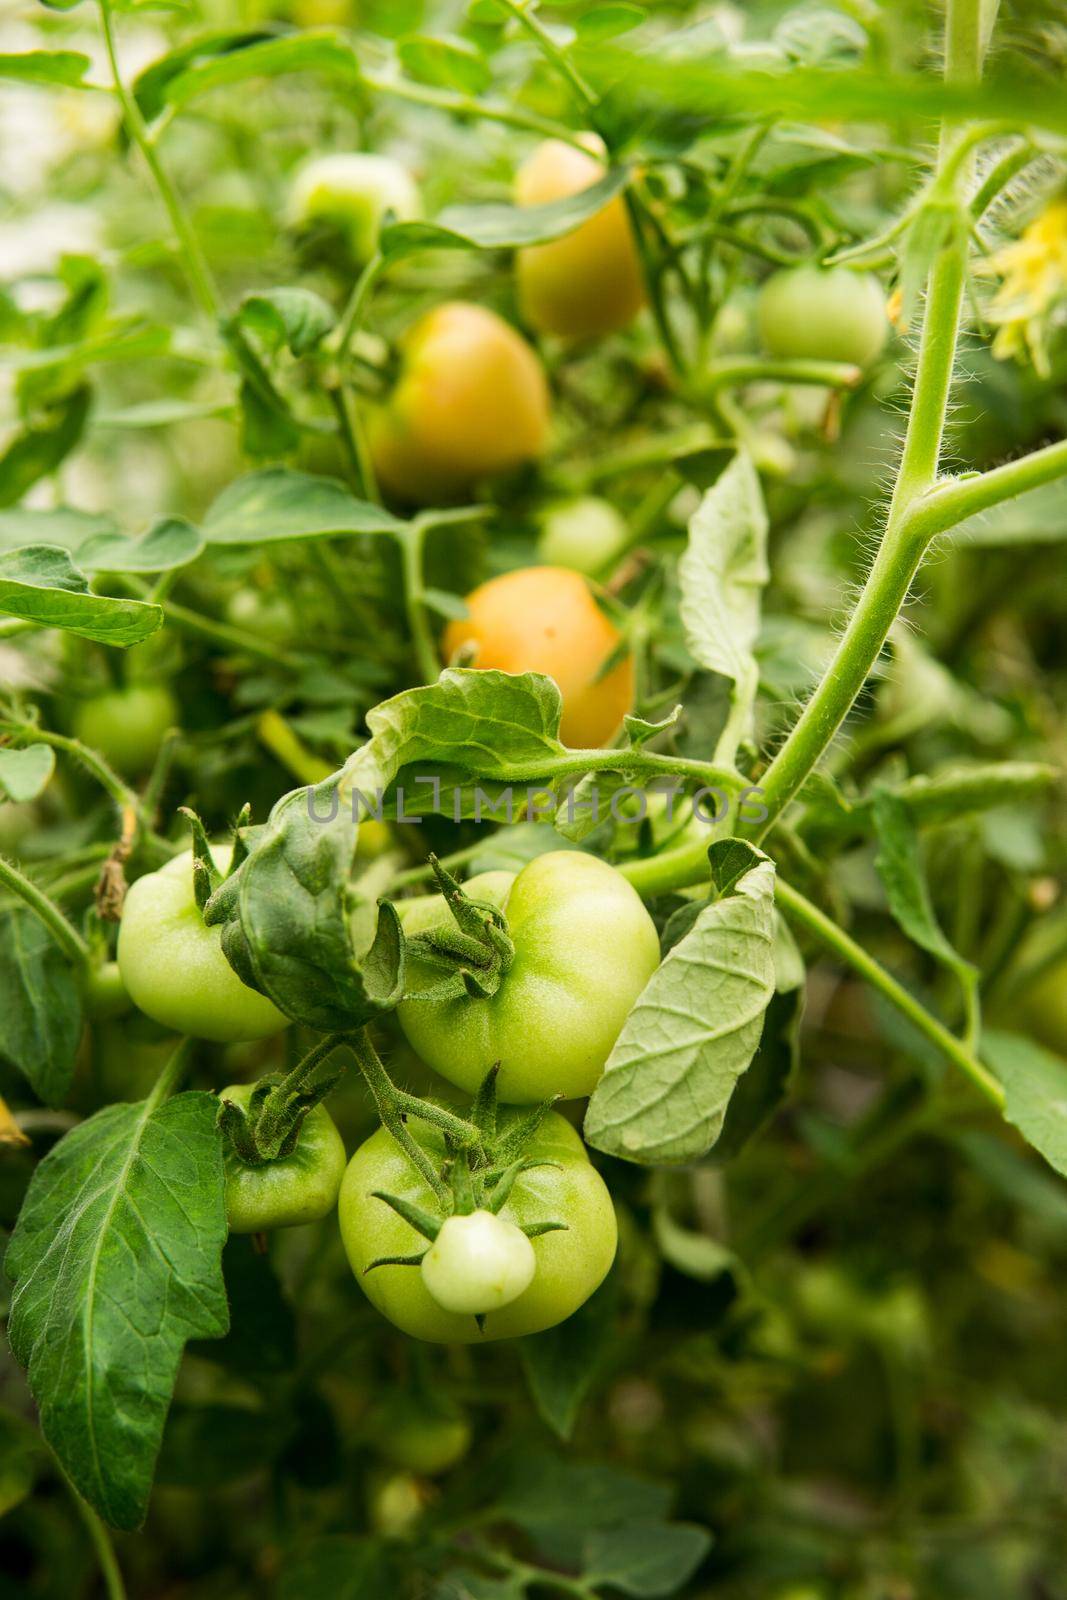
[112,842,660,1341]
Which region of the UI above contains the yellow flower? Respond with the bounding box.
[983,197,1067,375]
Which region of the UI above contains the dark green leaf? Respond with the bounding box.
[582,1521,712,1596]
[519,1274,617,1440]
[233,287,336,356]
[0,908,82,1104]
[5,1089,229,1529]
[0,386,91,508]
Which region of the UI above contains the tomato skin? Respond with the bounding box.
[515,138,645,339]
[338,1109,617,1342]
[757,265,888,367]
[117,845,289,1044]
[369,303,550,505]
[537,497,630,578]
[397,851,660,1103]
[289,152,420,264]
[443,566,633,748]
[72,684,177,776]
[220,1082,346,1234]
[367,1398,471,1475]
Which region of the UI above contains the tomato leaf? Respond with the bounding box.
[581,1521,712,1597]
[379,166,631,260]
[0,505,116,554]
[984,1030,1067,1181]
[0,545,162,645]
[518,1274,617,1440]
[873,788,980,1030]
[202,468,403,543]
[677,452,768,763]
[76,516,203,574]
[585,841,776,1164]
[231,287,336,356]
[0,50,92,86]
[0,908,82,1104]
[4,1089,229,1529]
[0,386,91,508]
[0,743,54,802]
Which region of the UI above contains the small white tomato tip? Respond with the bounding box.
[420,1210,536,1317]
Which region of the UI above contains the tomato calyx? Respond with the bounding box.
[363,1066,568,1308]
[219,1036,346,1167]
[401,855,516,1001]
[178,804,251,917]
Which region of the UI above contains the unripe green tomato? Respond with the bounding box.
[368,302,550,505]
[515,137,645,339]
[421,1210,536,1315]
[117,845,288,1043]
[72,684,178,776]
[339,1109,617,1342]
[367,1397,471,1476]
[397,851,660,1102]
[537,497,630,578]
[289,152,420,265]
[757,265,889,367]
[220,1082,346,1234]
[83,960,131,1023]
[226,588,298,646]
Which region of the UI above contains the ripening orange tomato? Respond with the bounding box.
[368,302,550,505]
[443,566,633,748]
[514,138,645,340]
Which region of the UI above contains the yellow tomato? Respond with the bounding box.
[368,303,550,505]
[514,137,645,339]
[443,566,633,748]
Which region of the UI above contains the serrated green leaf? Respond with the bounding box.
[984,1030,1067,1181]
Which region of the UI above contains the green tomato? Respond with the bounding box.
[367,1397,471,1476]
[397,851,660,1102]
[290,152,421,264]
[83,959,131,1023]
[72,684,178,776]
[536,497,630,578]
[338,1109,617,1342]
[757,265,889,367]
[117,845,288,1044]
[421,1210,535,1315]
[220,1082,346,1234]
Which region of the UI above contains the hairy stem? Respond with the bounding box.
[0,853,89,964]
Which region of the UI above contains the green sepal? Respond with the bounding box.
[179,806,222,913]
[520,1220,569,1239]
[372,1189,442,1242]
[364,1251,428,1273]
[470,1064,500,1141]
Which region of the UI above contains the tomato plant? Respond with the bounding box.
[3,1,1067,1596]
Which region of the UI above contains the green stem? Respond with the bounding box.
[400,519,441,686]
[61,1468,127,1600]
[346,1032,479,1205]
[734,0,982,842]
[624,189,687,377]
[775,878,1005,1109]
[97,0,219,321]
[902,435,1067,542]
[499,0,598,112]
[115,581,305,669]
[700,356,863,392]
[359,70,588,148]
[0,852,89,963]
[335,252,387,365]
